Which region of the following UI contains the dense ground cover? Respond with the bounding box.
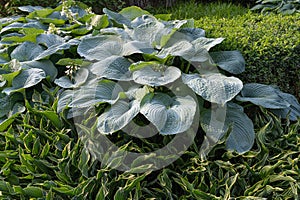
[0,1,299,199]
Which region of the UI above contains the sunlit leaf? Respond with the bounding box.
[182,73,243,104]
[140,93,196,135]
[97,100,140,134]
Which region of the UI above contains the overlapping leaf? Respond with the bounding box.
[237,83,300,120]
[89,56,132,81]
[140,93,196,135]
[131,61,181,86]
[182,73,243,105]
[97,100,140,134]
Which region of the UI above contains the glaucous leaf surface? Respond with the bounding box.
[237,83,300,120]
[68,80,123,108]
[140,93,196,135]
[182,73,243,105]
[97,100,140,134]
[210,50,245,74]
[10,42,44,62]
[89,56,132,81]
[132,64,181,87]
[201,103,255,154]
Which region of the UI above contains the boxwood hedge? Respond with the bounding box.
[195,12,300,99]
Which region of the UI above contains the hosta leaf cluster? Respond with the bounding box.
[252,0,300,14]
[0,1,299,158]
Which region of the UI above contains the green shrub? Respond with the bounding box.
[195,12,300,99]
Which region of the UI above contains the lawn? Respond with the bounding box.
[0,0,299,199]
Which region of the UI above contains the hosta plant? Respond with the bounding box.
[251,0,300,14]
[0,1,300,161]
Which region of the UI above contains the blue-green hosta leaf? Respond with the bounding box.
[130,14,157,28]
[0,21,46,34]
[128,20,165,48]
[226,103,255,153]
[55,68,89,89]
[3,68,46,95]
[34,39,79,60]
[132,63,181,86]
[182,73,243,105]
[12,68,45,89]
[21,60,57,81]
[0,16,20,26]
[178,28,206,41]
[89,56,132,81]
[36,34,65,48]
[78,35,154,60]
[237,83,300,120]
[200,103,255,154]
[97,100,140,134]
[10,42,44,62]
[210,51,245,74]
[158,40,194,58]
[78,35,123,60]
[272,92,300,121]
[140,93,196,135]
[192,37,224,51]
[236,83,290,109]
[100,28,131,40]
[18,5,44,13]
[69,80,123,108]
[103,8,131,27]
[0,94,10,118]
[119,6,151,21]
[57,90,74,113]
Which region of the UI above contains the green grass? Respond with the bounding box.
[151,0,249,19]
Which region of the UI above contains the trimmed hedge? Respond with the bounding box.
[195,12,300,99]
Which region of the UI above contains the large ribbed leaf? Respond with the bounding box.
[178,28,206,41]
[21,60,57,81]
[103,8,131,27]
[78,35,123,60]
[131,62,181,86]
[237,83,300,120]
[36,34,65,48]
[210,51,245,74]
[57,90,74,113]
[0,94,10,118]
[192,37,224,51]
[3,68,46,95]
[201,103,255,154]
[236,83,290,109]
[140,93,196,135]
[128,20,165,48]
[54,68,89,89]
[10,42,44,61]
[89,56,132,81]
[157,40,194,58]
[12,68,45,88]
[97,100,140,134]
[0,21,46,34]
[34,39,79,60]
[182,73,243,105]
[69,80,123,108]
[78,35,153,61]
[225,103,255,153]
